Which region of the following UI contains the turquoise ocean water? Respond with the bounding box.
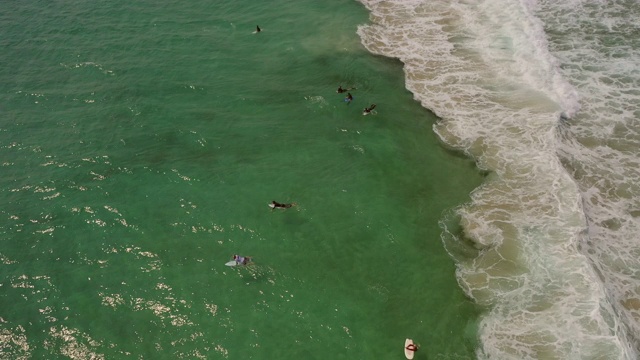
[1,0,484,358]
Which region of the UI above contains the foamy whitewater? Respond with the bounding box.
[357,0,640,359]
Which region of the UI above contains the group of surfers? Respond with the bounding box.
[337,86,377,115]
[256,26,375,115]
[229,90,378,267]
[243,25,415,355]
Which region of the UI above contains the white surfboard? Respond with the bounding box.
[404,338,415,360]
[225,260,238,267]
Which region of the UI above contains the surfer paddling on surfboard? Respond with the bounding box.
[225,255,253,267]
[233,254,252,266]
[404,339,418,359]
[337,85,356,93]
[363,104,376,115]
[269,200,296,210]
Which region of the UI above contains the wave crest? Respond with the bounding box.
[357,0,630,358]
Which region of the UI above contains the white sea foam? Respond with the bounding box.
[537,0,640,356]
[357,0,635,358]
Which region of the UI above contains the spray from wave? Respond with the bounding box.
[356,0,636,358]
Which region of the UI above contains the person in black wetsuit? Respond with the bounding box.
[270,200,296,209]
[344,93,353,104]
[337,85,356,93]
[363,104,376,115]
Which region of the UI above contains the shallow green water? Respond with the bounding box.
[0,0,484,358]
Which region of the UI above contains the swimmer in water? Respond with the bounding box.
[337,85,356,93]
[344,93,353,104]
[363,104,376,115]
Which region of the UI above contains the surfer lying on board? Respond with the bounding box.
[363,104,376,115]
[233,254,252,266]
[337,85,356,93]
[270,200,296,209]
[405,343,418,352]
